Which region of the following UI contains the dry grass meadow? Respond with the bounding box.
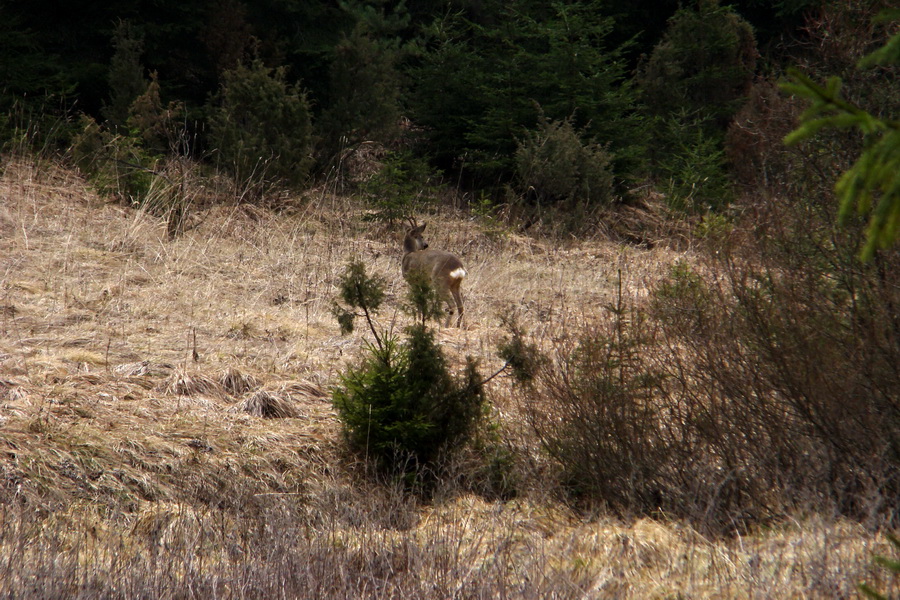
[1,154,897,598]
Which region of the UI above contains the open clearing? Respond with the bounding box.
[0,156,894,597]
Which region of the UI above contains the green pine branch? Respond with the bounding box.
[781,12,900,261]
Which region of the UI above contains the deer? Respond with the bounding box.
[401,222,467,327]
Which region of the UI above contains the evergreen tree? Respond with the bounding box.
[103,20,148,130]
[317,24,403,162]
[410,0,641,189]
[637,0,758,131]
[206,59,314,191]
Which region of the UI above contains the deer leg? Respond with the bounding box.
[444,296,455,327]
[451,288,464,328]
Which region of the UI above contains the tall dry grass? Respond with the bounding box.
[0,153,897,597]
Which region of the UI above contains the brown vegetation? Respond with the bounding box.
[0,155,897,597]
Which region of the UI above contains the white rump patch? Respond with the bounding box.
[449,268,467,280]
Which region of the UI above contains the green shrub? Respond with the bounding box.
[332,326,485,477]
[653,113,734,213]
[331,258,386,338]
[636,0,757,131]
[70,114,155,205]
[409,1,640,189]
[360,150,438,223]
[515,114,615,209]
[102,19,147,131]
[127,72,185,156]
[402,268,446,327]
[207,60,314,193]
[331,259,485,479]
[317,25,403,163]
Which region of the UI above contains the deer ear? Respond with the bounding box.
[420,222,427,231]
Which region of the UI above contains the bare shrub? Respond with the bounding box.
[523,316,671,513]
[650,220,900,525]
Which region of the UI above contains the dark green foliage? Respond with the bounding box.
[781,9,900,260]
[361,150,438,223]
[207,60,314,192]
[410,0,641,189]
[637,0,757,130]
[636,1,755,212]
[331,259,386,338]
[332,325,485,475]
[497,316,544,386]
[337,260,386,312]
[653,112,734,212]
[127,72,185,155]
[70,114,156,205]
[331,258,485,478]
[318,24,403,162]
[514,114,615,208]
[103,20,147,130]
[403,269,445,327]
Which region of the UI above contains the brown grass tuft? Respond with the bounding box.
[158,370,227,400]
[218,366,262,396]
[231,389,302,418]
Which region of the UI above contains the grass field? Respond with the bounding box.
[0,155,896,598]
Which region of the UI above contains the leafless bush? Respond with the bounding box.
[650,217,900,526]
[520,309,674,514]
[515,221,898,530]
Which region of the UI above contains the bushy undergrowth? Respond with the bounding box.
[360,150,438,223]
[515,114,615,210]
[70,114,151,202]
[514,221,898,529]
[523,312,672,514]
[507,3,900,530]
[652,206,900,526]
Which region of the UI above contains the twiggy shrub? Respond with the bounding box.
[649,217,900,525]
[516,301,673,513]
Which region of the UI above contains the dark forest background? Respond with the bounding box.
[1,0,844,210]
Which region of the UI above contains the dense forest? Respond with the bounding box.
[0,0,844,205]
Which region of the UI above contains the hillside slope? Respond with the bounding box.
[0,156,893,598]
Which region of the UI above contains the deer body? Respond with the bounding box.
[402,223,466,327]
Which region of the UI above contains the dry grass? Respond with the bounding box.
[0,154,896,598]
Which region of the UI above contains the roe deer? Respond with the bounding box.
[402,222,467,327]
